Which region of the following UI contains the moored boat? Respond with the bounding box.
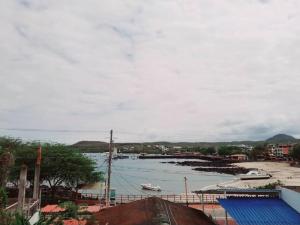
[239,170,271,180]
[141,183,161,191]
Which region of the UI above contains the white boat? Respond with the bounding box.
[141,183,161,191]
[240,170,271,180]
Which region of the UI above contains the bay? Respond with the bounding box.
[81,153,235,195]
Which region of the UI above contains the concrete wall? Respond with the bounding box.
[279,187,300,213]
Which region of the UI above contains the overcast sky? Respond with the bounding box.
[1,0,300,143]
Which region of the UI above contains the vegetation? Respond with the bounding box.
[0,187,8,208]
[0,137,104,201]
[257,180,283,189]
[0,211,35,225]
[266,134,296,144]
[59,201,79,219]
[9,142,103,193]
[218,145,243,156]
[0,137,17,188]
[291,144,300,161]
[189,146,216,155]
[249,144,268,160]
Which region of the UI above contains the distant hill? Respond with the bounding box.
[71,134,299,153]
[266,134,297,143]
[72,141,108,152]
[73,141,108,147]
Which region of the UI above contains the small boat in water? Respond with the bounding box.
[141,183,161,191]
[240,170,271,180]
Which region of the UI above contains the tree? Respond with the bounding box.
[0,187,7,208]
[9,143,102,195]
[218,145,243,156]
[250,144,267,160]
[59,201,79,219]
[291,144,300,161]
[0,137,20,188]
[203,147,216,155]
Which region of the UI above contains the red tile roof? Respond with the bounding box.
[63,219,87,225]
[41,204,65,213]
[79,205,101,213]
[42,204,101,213]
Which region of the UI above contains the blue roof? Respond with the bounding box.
[218,198,300,225]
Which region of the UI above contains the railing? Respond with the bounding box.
[5,202,18,212]
[5,198,40,219]
[78,193,228,204]
[26,199,40,218]
[78,189,280,205]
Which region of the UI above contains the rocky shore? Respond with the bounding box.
[163,160,251,175]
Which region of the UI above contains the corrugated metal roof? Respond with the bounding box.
[218,198,300,225]
[195,188,280,194]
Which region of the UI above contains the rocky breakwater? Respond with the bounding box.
[163,160,251,175]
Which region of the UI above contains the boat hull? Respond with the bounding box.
[240,175,270,180]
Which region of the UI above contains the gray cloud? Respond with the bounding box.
[1,0,300,143]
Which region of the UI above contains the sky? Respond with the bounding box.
[1,0,300,143]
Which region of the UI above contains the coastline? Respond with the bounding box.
[216,161,300,189]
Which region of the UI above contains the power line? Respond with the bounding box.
[112,167,149,195]
[0,128,109,133]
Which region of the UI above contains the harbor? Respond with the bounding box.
[80,153,235,195]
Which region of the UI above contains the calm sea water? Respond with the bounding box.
[82,153,234,195]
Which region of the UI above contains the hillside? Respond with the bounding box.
[72,141,108,152]
[266,134,297,143]
[71,133,299,153]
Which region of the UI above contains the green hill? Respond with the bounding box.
[266,134,297,143]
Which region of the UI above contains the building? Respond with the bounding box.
[230,154,248,161]
[217,187,300,225]
[268,144,294,157]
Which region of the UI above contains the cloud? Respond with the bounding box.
[1,0,300,143]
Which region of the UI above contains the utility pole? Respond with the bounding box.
[33,145,42,200]
[17,164,28,213]
[106,129,113,207]
[184,176,189,207]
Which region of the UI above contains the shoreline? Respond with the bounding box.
[214,161,300,189]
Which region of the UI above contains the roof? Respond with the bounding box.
[194,188,280,195]
[62,219,87,225]
[41,204,65,213]
[79,205,101,213]
[94,197,216,225]
[218,198,300,225]
[42,204,101,213]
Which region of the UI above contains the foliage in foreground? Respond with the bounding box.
[0,186,8,208]
[10,143,103,191]
[0,137,104,195]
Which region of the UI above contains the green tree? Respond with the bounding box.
[59,201,79,219]
[218,145,243,156]
[203,147,216,155]
[250,144,267,160]
[0,187,8,208]
[9,143,102,194]
[0,137,18,188]
[291,144,300,161]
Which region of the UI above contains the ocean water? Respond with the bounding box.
[83,153,234,195]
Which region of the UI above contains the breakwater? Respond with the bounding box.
[163,160,250,175]
[138,154,223,161]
